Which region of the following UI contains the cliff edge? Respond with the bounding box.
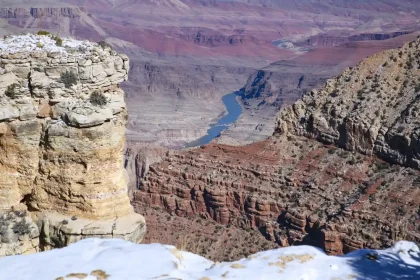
[276,38,420,169]
[0,34,145,256]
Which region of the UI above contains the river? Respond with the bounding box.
[183,91,242,148]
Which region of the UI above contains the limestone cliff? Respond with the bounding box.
[276,38,420,169]
[0,34,145,256]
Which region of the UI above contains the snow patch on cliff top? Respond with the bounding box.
[0,238,419,280]
[0,34,95,55]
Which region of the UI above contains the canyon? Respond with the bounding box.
[135,38,420,261]
[1,0,420,147]
[0,0,419,268]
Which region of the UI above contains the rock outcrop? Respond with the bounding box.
[0,34,145,256]
[276,38,420,169]
[135,137,420,258]
[0,210,40,256]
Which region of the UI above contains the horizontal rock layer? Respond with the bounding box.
[276,38,420,169]
[135,137,420,255]
[0,35,145,255]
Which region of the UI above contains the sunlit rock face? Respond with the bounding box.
[0,34,145,255]
[276,38,420,169]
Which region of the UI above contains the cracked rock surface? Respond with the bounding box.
[0,34,145,256]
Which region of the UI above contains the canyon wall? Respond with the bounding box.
[135,137,420,259]
[276,38,420,169]
[135,38,420,260]
[296,31,412,47]
[0,34,145,256]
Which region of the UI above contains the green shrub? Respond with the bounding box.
[90,91,108,107]
[98,40,112,50]
[60,70,77,88]
[5,83,19,99]
[53,36,63,47]
[37,30,50,36]
[12,219,31,235]
[37,31,62,46]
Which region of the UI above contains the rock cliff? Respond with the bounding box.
[0,34,145,256]
[295,31,412,47]
[135,38,420,260]
[276,38,420,169]
[135,137,420,260]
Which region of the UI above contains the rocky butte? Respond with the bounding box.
[0,34,145,256]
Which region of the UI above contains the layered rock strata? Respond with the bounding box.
[0,34,145,256]
[276,38,420,169]
[135,137,420,257]
[135,39,420,257]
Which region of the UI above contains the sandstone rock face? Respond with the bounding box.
[0,34,145,255]
[276,38,420,169]
[135,137,420,257]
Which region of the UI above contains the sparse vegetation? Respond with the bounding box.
[60,70,77,88]
[37,30,50,36]
[37,30,62,46]
[4,83,19,99]
[54,36,63,47]
[90,91,108,107]
[98,40,112,50]
[12,219,31,235]
[413,176,420,187]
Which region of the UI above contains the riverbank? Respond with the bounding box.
[183,91,243,148]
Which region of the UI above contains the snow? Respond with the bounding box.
[0,34,95,55]
[0,238,419,280]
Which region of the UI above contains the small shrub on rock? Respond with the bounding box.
[4,83,19,99]
[53,35,63,47]
[90,91,108,107]
[60,70,77,88]
[37,30,62,46]
[37,30,50,36]
[98,40,112,50]
[12,219,31,235]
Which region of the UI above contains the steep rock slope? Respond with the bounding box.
[135,38,420,260]
[276,38,420,169]
[0,238,419,280]
[135,137,420,259]
[0,34,145,256]
[220,32,420,145]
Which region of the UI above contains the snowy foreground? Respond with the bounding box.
[0,239,419,280]
[0,34,95,55]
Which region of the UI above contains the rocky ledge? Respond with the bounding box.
[276,38,420,169]
[0,34,145,256]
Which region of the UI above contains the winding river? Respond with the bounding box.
[184,91,242,148]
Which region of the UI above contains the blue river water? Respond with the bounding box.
[184,91,242,148]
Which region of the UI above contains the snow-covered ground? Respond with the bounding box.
[0,34,95,55]
[0,238,419,280]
